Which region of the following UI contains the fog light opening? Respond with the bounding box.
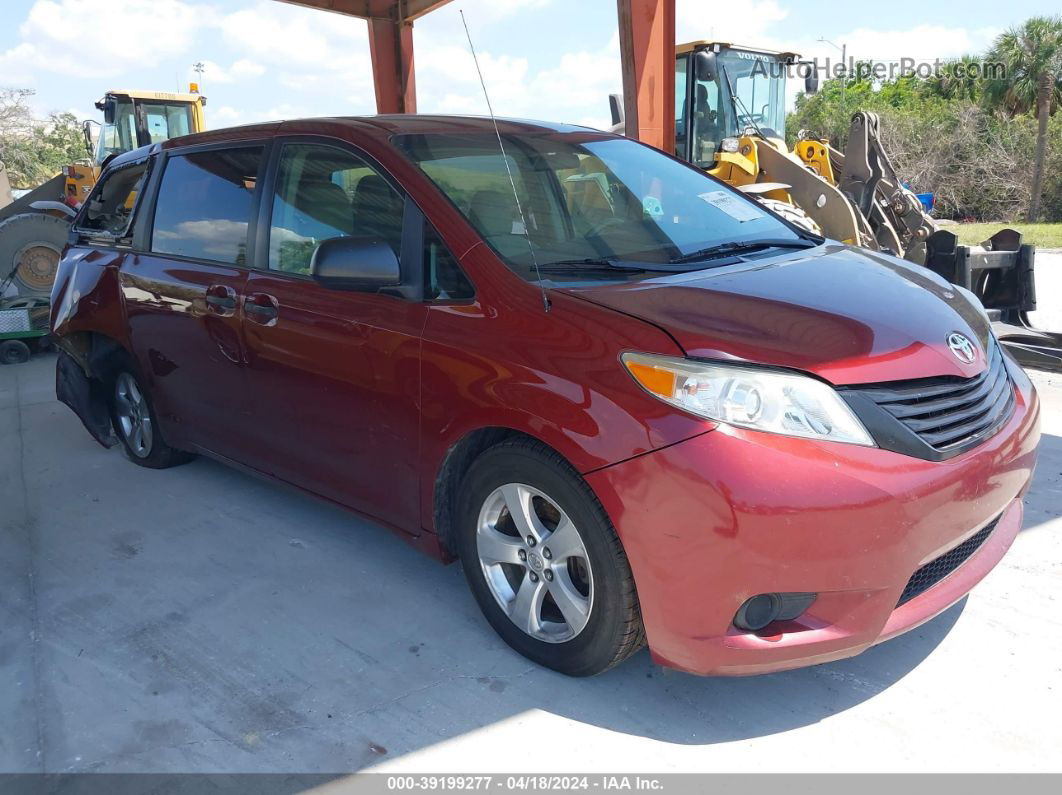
[734,592,817,632]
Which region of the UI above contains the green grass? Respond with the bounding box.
[954,222,1062,249]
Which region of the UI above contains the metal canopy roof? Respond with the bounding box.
[274,0,453,21]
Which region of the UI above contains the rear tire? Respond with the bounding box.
[455,439,645,676]
[0,212,71,297]
[109,366,194,469]
[0,339,32,364]
[756,197,823,236]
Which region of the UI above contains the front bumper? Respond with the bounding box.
[586,356,1041,676]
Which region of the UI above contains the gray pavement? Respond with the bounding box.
[1,354,1060,775]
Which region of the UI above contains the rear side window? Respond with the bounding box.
[150,146,263,265]
[76,160,149,239]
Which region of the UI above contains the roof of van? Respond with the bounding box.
[106,115,605,169]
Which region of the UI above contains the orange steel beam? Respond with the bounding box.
[368,14,417,113]
[616,0,675,152]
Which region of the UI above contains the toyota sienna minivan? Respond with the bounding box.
[51,116,1041,676]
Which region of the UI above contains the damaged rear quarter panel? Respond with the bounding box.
[51,246,132,367]
[50,246,133,447]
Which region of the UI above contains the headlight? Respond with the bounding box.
[621,352,875,447]
[720,137,740,153]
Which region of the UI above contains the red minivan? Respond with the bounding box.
[51,116,1040,676]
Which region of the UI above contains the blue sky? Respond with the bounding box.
[1,0,1058,132]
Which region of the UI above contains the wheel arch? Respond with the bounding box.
[55,331,133,448]
[432,426,580,558]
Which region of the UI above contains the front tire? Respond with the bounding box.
[0,212,70,297]
[110,367,194,469]
[456,439,645,676]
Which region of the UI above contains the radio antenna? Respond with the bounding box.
[459,9,550,312]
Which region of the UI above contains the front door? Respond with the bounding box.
[123,144,266,458]
[240,141,427,531]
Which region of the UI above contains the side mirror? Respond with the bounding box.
[803,64,819,94]
[102,99,116,125]
[694,50,717,82]
[608,94,624,128]
[310,236,401,291]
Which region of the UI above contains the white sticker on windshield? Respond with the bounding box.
[698,190,766,222]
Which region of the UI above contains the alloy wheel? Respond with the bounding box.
[114,373,153,458]
[476,483,594,643]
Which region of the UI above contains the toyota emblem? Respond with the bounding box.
[947,332,977,364]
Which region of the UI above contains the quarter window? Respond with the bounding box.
[77,160,149,238]
[150,146,263,265]
[268,144,404,275]
[425,224,473,300]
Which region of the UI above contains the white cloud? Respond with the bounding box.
[676,0,788,43]
[6,0,205,78]
[198,58,266,85]
[415,24,620,130]
[216,1,373,114]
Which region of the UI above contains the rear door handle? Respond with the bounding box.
[244,292,279,327]
[205,284,237,316]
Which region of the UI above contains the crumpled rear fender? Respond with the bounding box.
[56,349,117,448]
[50,247,130,448]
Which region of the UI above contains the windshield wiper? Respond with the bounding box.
[670,238,819,265]
[538,258,648,274]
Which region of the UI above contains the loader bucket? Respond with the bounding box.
[925,228,1062,372]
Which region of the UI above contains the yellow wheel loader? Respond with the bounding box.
[610,40,1062,371]
[0,89,206,299]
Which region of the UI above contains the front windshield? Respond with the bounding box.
[95,99,137,164]
[93,100,193,164]
[395,132,801,282]
[688,49,787,168]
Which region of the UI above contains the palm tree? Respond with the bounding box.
[925,56,985,102]
[984,16,1062,221]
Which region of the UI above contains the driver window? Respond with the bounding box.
[691,77,722,168]
[269,144,404,275]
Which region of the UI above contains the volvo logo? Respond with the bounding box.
[947,332,977,364]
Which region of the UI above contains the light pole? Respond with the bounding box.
[817,38,847,103]
[192,61,205,92]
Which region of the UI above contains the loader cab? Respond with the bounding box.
[675,42,794,168]
[93,90,206,166]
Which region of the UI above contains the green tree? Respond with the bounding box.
[923,56,985,102]
[0,88,89,189]
[984,16,1062,221]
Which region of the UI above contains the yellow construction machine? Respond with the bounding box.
[0,88,206,298]
[611,40,1061,371]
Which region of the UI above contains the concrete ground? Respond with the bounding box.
[1,352,1060,775]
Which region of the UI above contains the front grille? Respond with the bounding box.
[851,339,1013,454]
[896,515,999,606]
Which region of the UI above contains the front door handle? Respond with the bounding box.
[244,292,279,327]
[205,284,237,316]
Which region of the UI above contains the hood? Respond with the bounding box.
[561,243,992,385]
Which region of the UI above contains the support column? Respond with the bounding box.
[616,0,675,153]
[368,13,417,114]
